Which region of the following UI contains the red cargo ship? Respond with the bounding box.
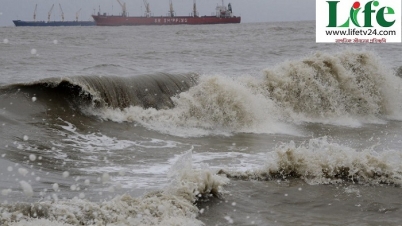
[92,0,241,26]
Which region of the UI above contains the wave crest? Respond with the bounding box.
[1,73,198,110]
[263,50,394,119]
[0,150,228,226]
[220,137,402,185]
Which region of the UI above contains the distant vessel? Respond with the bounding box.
[13,20,95,27]
[13,4,95,27]
[92,0,241,26]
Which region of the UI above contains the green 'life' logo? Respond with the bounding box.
[327,1,395,27]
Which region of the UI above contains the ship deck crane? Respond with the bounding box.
[33,4,37,21]
[59,3,64,21]
[76,8,81,21]
[116,0,127,17]
[48,4,54,22]
[168,0,174,17]
[143,0,151,17]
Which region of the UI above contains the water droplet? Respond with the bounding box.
[62,171,69,178]
[19,180,33,197]
[224,216,234,224]
[29,154,36,161]
[102,173,110,183]
[18,168,28,176]
[52,183,59,191]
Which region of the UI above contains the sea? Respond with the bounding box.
[1,21,402,226]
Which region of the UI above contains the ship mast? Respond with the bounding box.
[168,0,174,17]
[59,4,64,21]
[193,0,198,17]
[76,8,81,21]
[228,3,232,14]
[116,0,127,17]
[48,4,54,22]
[143,0,151,17]
[33,4,37,21]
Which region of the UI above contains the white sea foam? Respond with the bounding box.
[221,137,402,185]
[1,150,229,226]
[83,150,264,190]
[55,119,179,153]
[263,50,402,124]
[93,75,298,137]
[48,119,188,189]
[183,151,266,172]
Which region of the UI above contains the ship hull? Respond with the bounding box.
[13,20,95,27]
[91,15,241,26]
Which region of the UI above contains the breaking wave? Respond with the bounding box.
[263,50,402,123]
[94,75,293,136]
[93,50,402,136]
[0,151,229,226]
[220,137,402,186]
[2,50,402,136]
[6,139,398,225]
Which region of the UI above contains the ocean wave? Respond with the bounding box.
[86,63,123,68]
[0,73,198,110]
[92,75,297,137]
[0,150,229,226]
[90,50,402,136]
[2,50,402,136]
[220,137,402,185]
[263,50,402,122]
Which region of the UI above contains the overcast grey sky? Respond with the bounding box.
[0,0,315,26]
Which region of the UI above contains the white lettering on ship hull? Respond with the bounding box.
[154,18,188,23]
